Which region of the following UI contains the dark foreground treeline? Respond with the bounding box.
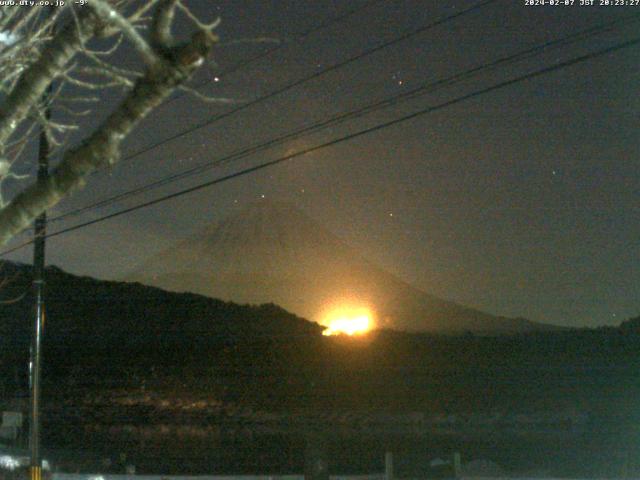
[0,262,639,475]
[0,262,637,412]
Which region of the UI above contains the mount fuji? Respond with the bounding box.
[127,201,556,334]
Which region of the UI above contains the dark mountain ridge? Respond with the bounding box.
[0,261,321,368]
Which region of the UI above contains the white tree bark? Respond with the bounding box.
[0,0,218,246]
[0,9,98,150]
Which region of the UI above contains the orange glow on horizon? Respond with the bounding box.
[321,306,374,336]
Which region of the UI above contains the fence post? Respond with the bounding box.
[453,452,461,478]
[385,451,393,480]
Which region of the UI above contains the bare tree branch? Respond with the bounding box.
[151,0,178,51]
[0,8,100,152]
[0,4,218,246]
[89,0,160,68]
[177,84,237,103]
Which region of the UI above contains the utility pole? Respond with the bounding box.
[30,90,51,480]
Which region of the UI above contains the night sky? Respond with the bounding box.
[3,0,639,328]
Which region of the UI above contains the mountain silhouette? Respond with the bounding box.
[127,201,556,334]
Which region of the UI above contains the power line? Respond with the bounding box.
[48,13,640,224]
[44,0,502,223]
[167,0,387,105]
[109,0,500,165]
[2,34,637,258]
[0,1,386,189]
[0,5,390,228]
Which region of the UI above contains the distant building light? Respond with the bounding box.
[0,455,20,470]
[0,455,51,471]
